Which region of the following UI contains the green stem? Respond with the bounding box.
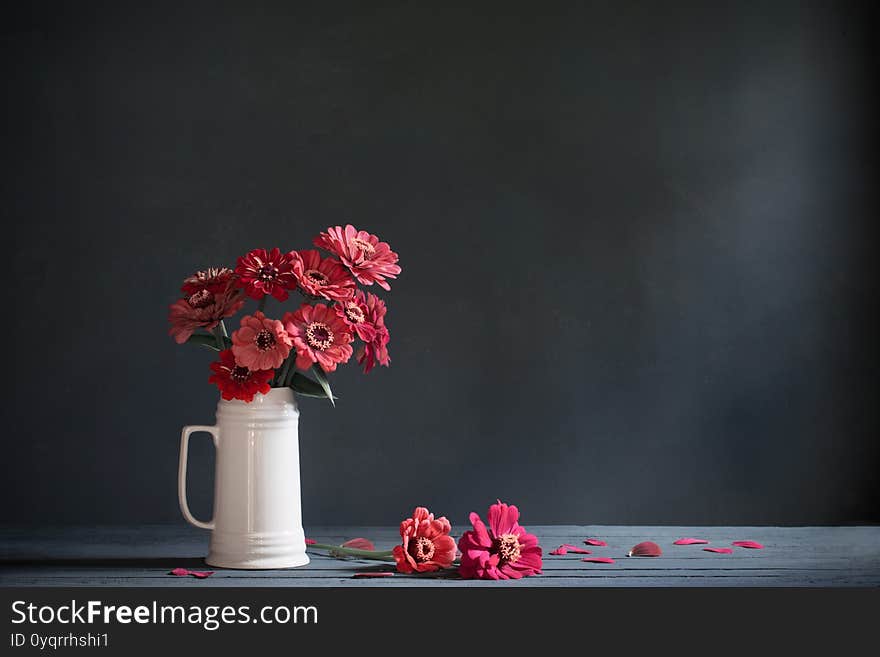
[276,356,293,388]
[257,296,267,313]
[307,542,395,561]
[219,320,228,338]
[212,325,224,351]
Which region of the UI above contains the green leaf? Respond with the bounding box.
[311,365,336,407]
[290,372,338,403]
[185,334,231,351]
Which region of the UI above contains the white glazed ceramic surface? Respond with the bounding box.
[178,388,309,569]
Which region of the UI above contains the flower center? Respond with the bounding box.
[495,534,521,565]
[187,289,214,308]
[344,302,365,324]
[255,329,276,351]
[230,366,250,383]
[351,237,375,258]
[305,269,329,286]
[410,536,435,562]
[257,265,278,282]
[305,322,333,350]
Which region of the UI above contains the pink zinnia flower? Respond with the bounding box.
[282,303,353,372]
[335,289,377,342]
[356,292,390,374]
[291,250,356,302]
[208,350,274,402]
[314,225,401,291]
[168,284,245,344]
[458,500,543,580]
[234,248,298,301]
[392,507,456,574]
[181,267,236,295]
[231,311,293,370]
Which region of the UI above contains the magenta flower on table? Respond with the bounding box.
[314,224,401,291]
[283,303,354,373]
[168,283,245,344]
[458,500,543,580]
[231,311,293,370]
[234,248,298,301]
[291,249,356,302]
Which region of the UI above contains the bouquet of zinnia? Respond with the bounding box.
[167,225,401,404]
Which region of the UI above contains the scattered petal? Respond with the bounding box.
[342,537,375,551]
[582,557,615,564]
[305,538,317,545]
[732,540,764,549]
[549,546,569,556]
[584,539,607,546]
[627,541,662,557]
[352,572,394,578]
[703,547,734,554]
[567,547,593,554]
[674,538,709,545]
[189,571,215,579]
[168,568,190,577]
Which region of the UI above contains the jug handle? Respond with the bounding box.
[178,425,219,530]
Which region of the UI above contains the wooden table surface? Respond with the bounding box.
[1,525,878,587]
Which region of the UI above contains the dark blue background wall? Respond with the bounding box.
[3,1,877,525]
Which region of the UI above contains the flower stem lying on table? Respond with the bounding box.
[306,542,395,561]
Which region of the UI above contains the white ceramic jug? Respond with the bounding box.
[178,388,310,569]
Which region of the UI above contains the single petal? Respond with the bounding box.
[305,538,317,545]
[584,538,607,547]
[566,547,592,554]
[169,568,190,577]
[342,537,375,551]
[549,546,569,556]
[704,547,734,554]
[732,540,764,549]
[674,538,709,545]
[582,557,615,564]
[189,571,214,579]
[627,541,662,557]
[468,512,492,547]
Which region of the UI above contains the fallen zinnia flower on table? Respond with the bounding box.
[673,538,709,545]
[582,557,615,564]
[584,538,607,546]
[732,540,764,549]
[392,507,456,574]
[627,541,662,557]
[703,547,733,554]
[458,500,543,580]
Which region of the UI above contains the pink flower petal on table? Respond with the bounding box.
[703,547,733,554]
[567,547,592,554]
[352,572,394,578]
[169,568,190,577]
[189,571,215,579]
[732,540,764,549]
[582,557,615,564]
[549,546,569,556]
[305,538,316,545]
[674,538,709,545]
[584,539,607,547]
[342,537,375,551]
[627,541,662,557]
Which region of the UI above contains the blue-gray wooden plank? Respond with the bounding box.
[1,525,878,587]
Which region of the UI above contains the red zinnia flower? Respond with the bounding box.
[231,311,293,370]
[314,225,401,291]
[168,283,245,344]
[356,292,390,374]
[208,350,274,402]
[234,248,298,301]
[392,507,456,574]
[291,250,356,302]
[458,500,543,580]
[335,289,377,342]
[181,267,236,295]
[282,303,353,373]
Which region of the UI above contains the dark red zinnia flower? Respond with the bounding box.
[208,349,274,402]
[234,248,298,301]
[181,267,236,295]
